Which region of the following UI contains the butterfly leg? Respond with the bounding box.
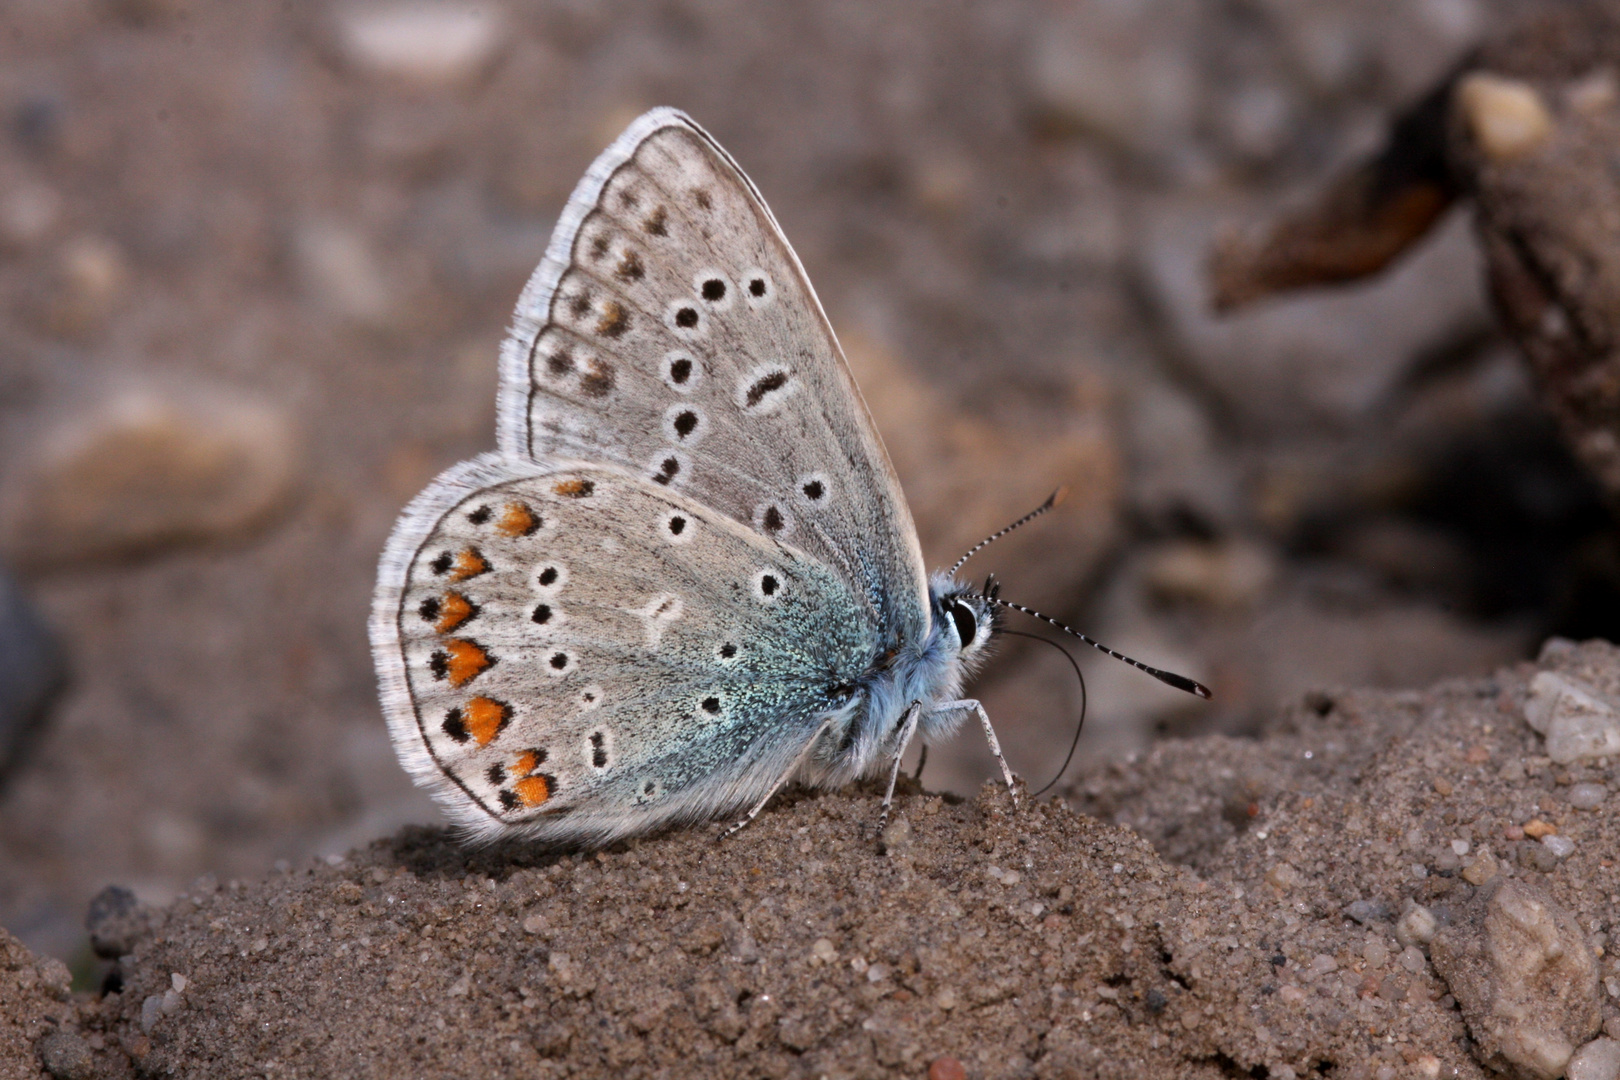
[927,699,1020,807]
[718,715,837,841]
[876,702,924,834]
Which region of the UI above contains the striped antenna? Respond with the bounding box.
[982,596,1212,699]
[948,488,1068,578]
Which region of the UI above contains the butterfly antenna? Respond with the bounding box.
[1000,629,1088,798]
[949,488,1069,578]
[982,596,1213,699]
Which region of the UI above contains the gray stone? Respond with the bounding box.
[3,389,299,568]
[85,884,154,959]
[0,569,64,782]
[1569,783,1608,810]
[1429,879,1601,1080]
[35,1030,93,1080]
[1523,672,1620,764]
[1345,899,1390,926]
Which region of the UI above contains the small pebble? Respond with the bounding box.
[929,1057,967,1080]
[1464,854,1496,887]
[1457,72,1553,160]
[140,994,164,1033]
[1399,945,1427,974]
[1542,834,1576,860]
[1526,842,1562,873]
[1307,954,1338,978]
[1523,819,1557,839]
[1567,1037,1620,1080]
[1344,899,1388,925]
[810,938,836,965]
[1570,783,1608,810]
[1396,904,1438,947]
[1266,862,1305,890]
[1450,839,1470,856]
[333,1,506,87]
[35,1030,94,1080]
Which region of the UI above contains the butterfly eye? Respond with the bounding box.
[948,601,978,650]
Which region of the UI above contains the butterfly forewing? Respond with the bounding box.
[375,456,872,843]
[498,108,928,643]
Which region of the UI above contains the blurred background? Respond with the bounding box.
[1,0,1616,968]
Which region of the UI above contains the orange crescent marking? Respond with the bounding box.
[513,750,541,776]
[435,591,475,633]
[450,547,489,581]
[464,696,508,746]
[444,639,493,687]
[496,503,539,538]
[514,775,550,807]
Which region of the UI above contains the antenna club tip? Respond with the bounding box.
[1049,486,1070,509]
[1193,683,1214,700]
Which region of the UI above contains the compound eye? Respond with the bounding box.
[948,601,978,650]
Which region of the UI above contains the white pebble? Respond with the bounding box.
[1568,1038,1620,1080]
[1451,839,1470,856]
[1543,834,1577,859]
[810,938,836,965]
[140,994,164,1032]
[1396,904,1438,948]
[1570,783,1608,810]
[1307,954,1338,978]
[866,964,889,983]
[1399,945,1427,974]
[334,2,505,87]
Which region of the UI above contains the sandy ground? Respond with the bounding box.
[0,640,1608,1078]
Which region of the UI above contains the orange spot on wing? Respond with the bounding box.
[435,591,475,633]
[464,695,509,746]
[514,775,550,806]
[444,639,493,687]
[496,502,539,538]
[450,547,489,581]
[513,750,540,775]
[552,478,594,498]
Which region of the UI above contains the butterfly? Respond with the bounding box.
[370,108,1207,847]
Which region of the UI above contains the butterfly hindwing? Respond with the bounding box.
[371,454,873,844]
[497,108,928,644]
